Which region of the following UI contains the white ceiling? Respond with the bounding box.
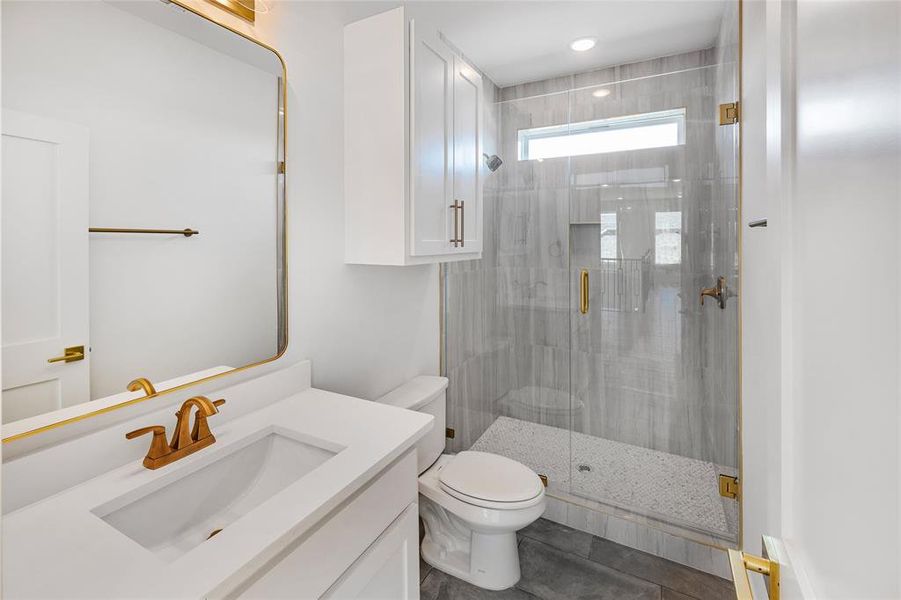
[337,1,727,88]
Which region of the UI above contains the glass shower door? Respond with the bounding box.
[567,59,740,545]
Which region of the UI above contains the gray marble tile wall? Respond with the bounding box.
[445,43,740,471]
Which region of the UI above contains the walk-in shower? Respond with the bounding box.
[442,2,740,554]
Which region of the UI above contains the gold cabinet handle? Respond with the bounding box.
[728,549,780,600]
[47,345,85,364]
[579,269,589,314]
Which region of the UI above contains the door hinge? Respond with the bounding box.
[278,161,286,174]
[719,102,740,125]
[719,474,741,499]
[445,427,455,439]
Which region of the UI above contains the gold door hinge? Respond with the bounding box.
[719,102,740,125]
[278,161,286,174]
[445,427,455,439]
[719,474,741,499]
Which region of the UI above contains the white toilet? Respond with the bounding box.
[377,376,546,591]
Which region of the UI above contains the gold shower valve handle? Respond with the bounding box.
[700,276,727,309]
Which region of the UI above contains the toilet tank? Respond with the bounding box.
[376,376,447,474]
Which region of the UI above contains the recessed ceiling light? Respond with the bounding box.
[570,37,597,52]
[592,89,611,98]
[617,196,624,200]
[672,178,682,182]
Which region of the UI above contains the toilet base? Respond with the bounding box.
[419,495,523,591]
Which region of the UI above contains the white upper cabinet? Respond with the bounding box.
[345,7,483,265]
[453,57,483,253]
[410,23,455,257]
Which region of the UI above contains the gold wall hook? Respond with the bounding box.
[700,276,727,309]
[127,377,157,397]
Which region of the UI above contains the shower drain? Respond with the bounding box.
[577,464,592,473]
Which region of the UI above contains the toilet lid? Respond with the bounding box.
[438,451,543,503]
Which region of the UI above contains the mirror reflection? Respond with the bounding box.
[1,0,285,425]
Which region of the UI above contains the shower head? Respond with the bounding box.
[483,153,503,172]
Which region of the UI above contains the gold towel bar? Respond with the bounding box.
[89,227,199,237]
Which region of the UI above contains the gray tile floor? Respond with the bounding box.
[419,519,734,600]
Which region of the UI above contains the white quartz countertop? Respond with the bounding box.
[2,387,433,599]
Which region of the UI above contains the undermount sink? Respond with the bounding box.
[93,428,342,562]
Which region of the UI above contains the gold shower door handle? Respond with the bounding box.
[47,345,85,364]
[579,269,589,314]
[700,276,727,309]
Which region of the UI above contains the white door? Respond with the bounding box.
[2,109,90,423]
[409,19,455,257]
[453,56,483,253]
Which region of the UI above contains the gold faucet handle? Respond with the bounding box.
[191,399,226,442]
[126,425,170,461]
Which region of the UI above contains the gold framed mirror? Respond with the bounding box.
[1,0,287,442]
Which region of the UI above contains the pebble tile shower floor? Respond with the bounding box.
[470,417,738,538]
[419,518,734,600]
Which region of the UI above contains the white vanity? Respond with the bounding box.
[2,365,432,599]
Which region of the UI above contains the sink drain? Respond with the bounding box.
[206,528,224,540]
[577,464,592,473]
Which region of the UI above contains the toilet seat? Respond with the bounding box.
[438,451,544,510]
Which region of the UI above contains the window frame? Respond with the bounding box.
[518,108,687,161]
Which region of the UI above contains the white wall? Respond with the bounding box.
[790,1,899,596]
[257,1,440,400]
[2,1,279,400]
[742,0,901,597]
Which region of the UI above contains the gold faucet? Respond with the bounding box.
[126,396,226,469]
[127,377,157,397]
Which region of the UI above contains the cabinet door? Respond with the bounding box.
[322,504,420,600]
[453,57,483,253]
[410,20,455,256]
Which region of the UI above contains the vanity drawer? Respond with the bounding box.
[236,449,418,598]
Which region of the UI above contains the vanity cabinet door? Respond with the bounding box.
[453,56,483,254]
[409,20,455,257]
[322,504,419,600]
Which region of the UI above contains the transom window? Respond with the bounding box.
[518,108,686,161]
